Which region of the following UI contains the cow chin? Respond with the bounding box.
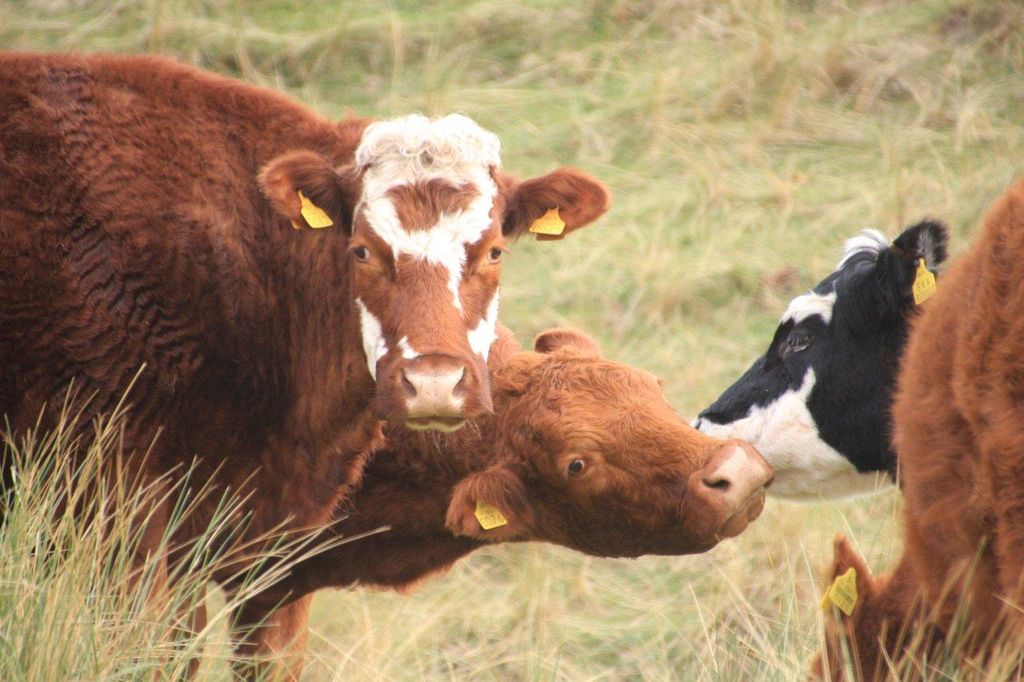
[373,352,493,432]
[714,486,767,539]
[405,416,467,433]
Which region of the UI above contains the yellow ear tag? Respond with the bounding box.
[821,567,859,615]
[528,208,566,236]
[297,190,334,229]
[474,500,508,531]
[912,258,936,305]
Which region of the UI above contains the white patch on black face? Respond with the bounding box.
[781,291,837,325]
[695,369,889,500]
[837,229,888,269]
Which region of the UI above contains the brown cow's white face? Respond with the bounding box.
[259,114,611,432]
[349,116,505,431]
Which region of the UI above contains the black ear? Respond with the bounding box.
[882,219,949,308]
[837,221,949,327]
[890,220,949,269]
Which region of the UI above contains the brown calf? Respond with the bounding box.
[223,327,773,678]
[0,53,608,602]
[813,537,930,681]
[817,178,1024,678]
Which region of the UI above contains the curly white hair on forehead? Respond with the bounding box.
[355,114,502,182]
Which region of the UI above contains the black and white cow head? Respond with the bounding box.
[695,221,949,500]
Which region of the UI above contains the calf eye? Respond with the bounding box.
[351,245,370,262]
[567,459,585,476]
[784,331,812,355]
[488,247,503,263]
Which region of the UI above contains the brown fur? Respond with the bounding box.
[817,178,1024,678]
[0,51,611,656]
[385,179,479,232]
[226,326,773,678]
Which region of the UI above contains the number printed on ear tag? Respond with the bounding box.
[297,190,334,229]
[474,501,508,530]
[821,567,858,615]
[528,208,565,236]
[912,258,937,305]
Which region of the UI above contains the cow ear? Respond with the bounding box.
[259,151,360,232]
[497,168,610,241]
[827,534,875,612]
[891,219,949,270]
[885,219,950,304]
[533,328,602,356]
[445,464,533,542]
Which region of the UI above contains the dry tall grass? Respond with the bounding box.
[2,0,1023,679]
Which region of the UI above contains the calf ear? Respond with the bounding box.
[827,534,875,611]
[498,168,610,241]
[259,151,360,232]
[445,464,533,542]
[533,328,602,356]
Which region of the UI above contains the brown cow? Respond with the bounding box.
[0,53,608,603]
[217,327,773,677]
[816,178,1024,678]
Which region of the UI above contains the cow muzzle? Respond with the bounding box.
[399,355,491,432]
[689,440,774,539]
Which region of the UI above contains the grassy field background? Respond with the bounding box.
[3,0,1024,679]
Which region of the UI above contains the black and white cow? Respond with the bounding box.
[695,221,949,500]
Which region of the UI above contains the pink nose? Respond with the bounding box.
[401,364,468,428]
[698,440,774,505]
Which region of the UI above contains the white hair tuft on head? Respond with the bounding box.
[355,114,501,183]
[837,229,888,269]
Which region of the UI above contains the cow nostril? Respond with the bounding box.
[702,476,732,492]
[401,372,417,399]
[451,367,468,398]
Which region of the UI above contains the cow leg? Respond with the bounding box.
[173,595,208,679]
[230,594,313,681]
[125,484,172,608]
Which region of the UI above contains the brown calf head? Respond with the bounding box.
[260,115,610,432]
[444,329,774,556]
[814,536,925,682]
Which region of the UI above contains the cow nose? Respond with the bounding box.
[698,440,774,507]
[402,364,468,428]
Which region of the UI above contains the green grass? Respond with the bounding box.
[2,0,1024,678]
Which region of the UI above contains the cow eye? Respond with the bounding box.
[785,331,812,355]
[567,459,585,476]
[351,245,370,262]
[487,247,503,263]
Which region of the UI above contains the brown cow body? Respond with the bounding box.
[225,327,772,675]
[1,52,377,564]
[0,53,609,604]
[817,179,1024,678]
